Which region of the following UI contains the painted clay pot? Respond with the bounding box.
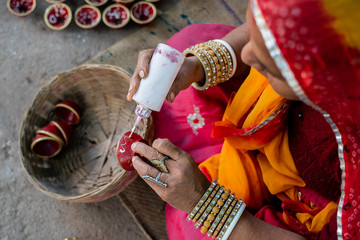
[112,0,135,5]
[36,123,65,146]
[130,1,157,25]
[74,5,101,29]
[85,0,108,7]
[54,100,82,125]
[44,3,72,31]
[7,0,36,17]
[116,131,146,171]
[50,120,73,146]
[102,4,130,29]
[31,133,63,158]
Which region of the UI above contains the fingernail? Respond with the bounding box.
[131,142,138,150]
[139,69,145,78]
[169,92,175,102]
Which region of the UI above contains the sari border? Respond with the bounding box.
[251,0,345,239]
[241,101,289,136]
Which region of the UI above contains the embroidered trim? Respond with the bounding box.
[242,101,288,136]
[187,105,205,135]
[252,1,345,239]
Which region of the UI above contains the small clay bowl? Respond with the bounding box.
[44,3,72,31]
[54,100,82,125]
[112,0,135,5]
[74,5,101,29]
[31,133,63,158]
[85,0,108,7]
[7,0,36,17]
[130,1,157,25]
[36,123,65,146]
[50,121,73,146]
[102,4,130,29]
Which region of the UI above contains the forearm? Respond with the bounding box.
[229,210,306,240]
[222,23,251,79]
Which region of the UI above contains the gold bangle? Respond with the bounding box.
[207,41,230,84]
[187,179,218,221]
[183,46,213,91]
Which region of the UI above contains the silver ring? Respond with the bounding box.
[143,172,168,188]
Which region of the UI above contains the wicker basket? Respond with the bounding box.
[19,64,152,202]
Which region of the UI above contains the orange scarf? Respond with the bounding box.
[199,68,337,233]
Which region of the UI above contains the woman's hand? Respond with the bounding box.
[131,138,210,213]
[127,49,204,103]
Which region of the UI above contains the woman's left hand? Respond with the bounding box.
[131,138,211,213]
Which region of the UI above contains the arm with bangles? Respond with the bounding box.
[127,23,250,103]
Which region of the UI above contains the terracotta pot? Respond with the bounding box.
[7,0,36,17]
[130,1,157,25]
[44,3,72,31]
[74,5,101,29]
[102,4,130,29]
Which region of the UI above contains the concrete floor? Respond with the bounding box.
[0,0,246,239]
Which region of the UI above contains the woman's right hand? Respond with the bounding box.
[127,48,204,103]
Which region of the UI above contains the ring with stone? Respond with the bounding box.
[149,155,169,173]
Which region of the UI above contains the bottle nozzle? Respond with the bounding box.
[129,116,142,138]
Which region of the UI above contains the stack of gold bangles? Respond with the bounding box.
[183,40,237,90]
[187,179,246,240]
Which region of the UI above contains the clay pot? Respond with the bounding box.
[49,121,73,146]
[7,0,36,17]
[74,5,101,29]
[44,3,72,31]
[130,1,157,25]
[102,4,130,29]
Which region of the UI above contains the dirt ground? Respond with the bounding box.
[0,0,246,239]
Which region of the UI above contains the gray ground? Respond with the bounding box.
[0,0,246,239]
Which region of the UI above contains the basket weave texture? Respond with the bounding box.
[19,64,151,202]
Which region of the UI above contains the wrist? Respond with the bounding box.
[187,56,205,85]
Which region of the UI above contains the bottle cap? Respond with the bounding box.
[134,104,151,119]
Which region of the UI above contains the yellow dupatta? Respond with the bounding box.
[199,68,337,233]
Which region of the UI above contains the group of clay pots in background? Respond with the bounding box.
[7,0,159,30]
[31,100,82,158]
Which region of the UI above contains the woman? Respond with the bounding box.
[127,0,360,239]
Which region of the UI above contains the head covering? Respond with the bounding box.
[252,0,360,238]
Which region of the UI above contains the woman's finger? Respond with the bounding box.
[132,155,170,188]
[152,138,190,161]
[127,49,155,101]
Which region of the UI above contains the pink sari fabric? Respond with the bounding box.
[152,24,241,240]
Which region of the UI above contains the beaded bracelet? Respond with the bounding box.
[195,186,225,229]
[216,199,244,240]
[192,184,220,222]
[187,179,218,221]
[206,190,233,237]
[212,197,237,238]
[207,41,229,83]
[220,201,246,240]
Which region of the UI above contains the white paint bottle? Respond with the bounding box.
[130,43,185,136]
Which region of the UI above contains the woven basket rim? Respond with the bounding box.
[18,63,138,202]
